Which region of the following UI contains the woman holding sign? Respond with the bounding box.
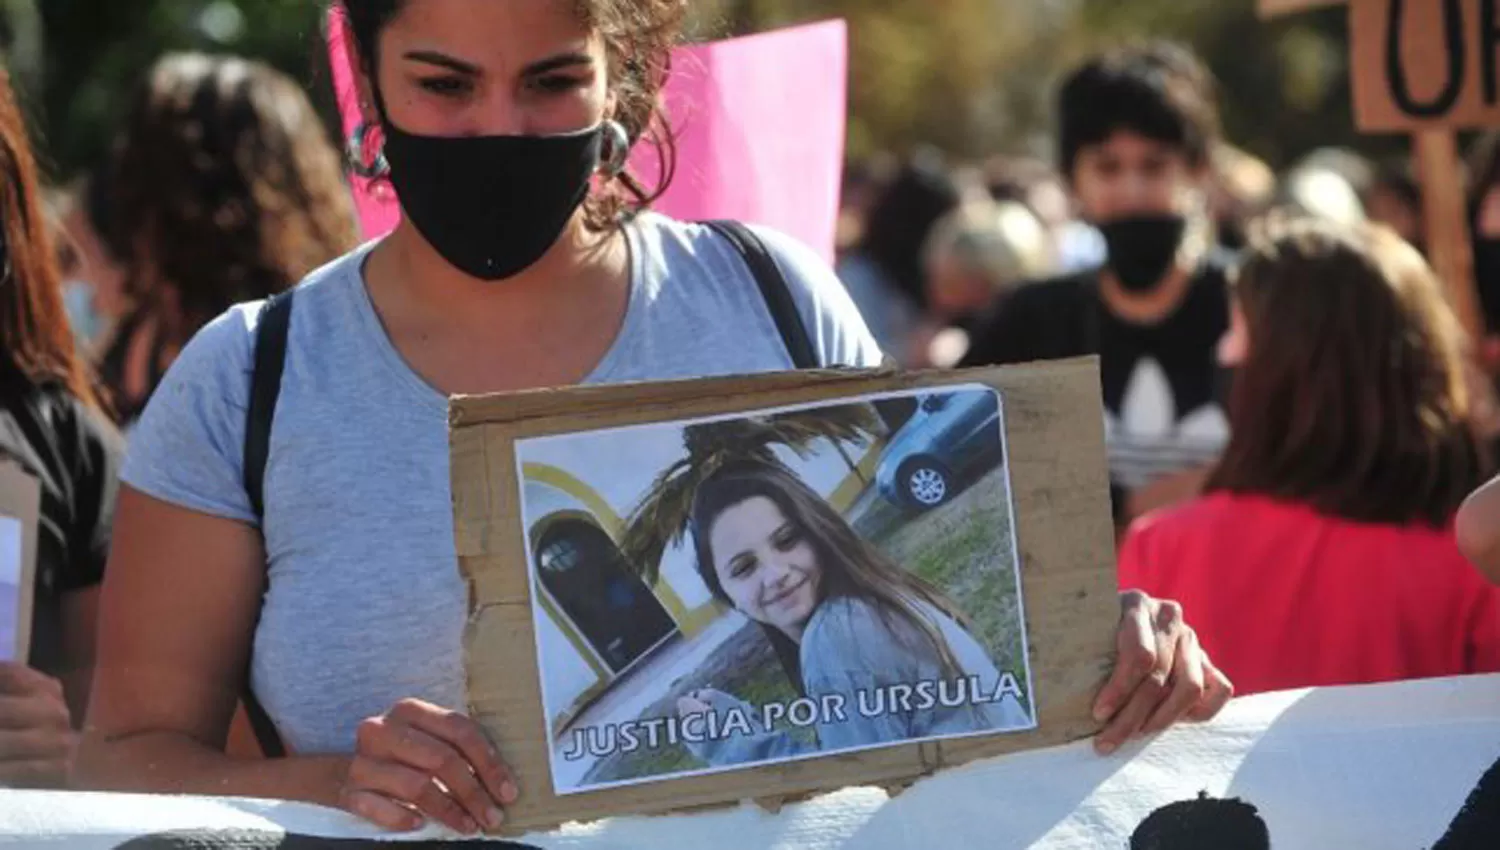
[0,67,123,788]
[82,0,1231,834]
[673,459,1031,767]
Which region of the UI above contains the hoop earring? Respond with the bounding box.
[598,119,630,179]
[347,122,390,179]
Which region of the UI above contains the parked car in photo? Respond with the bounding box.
[875,390,1003,511]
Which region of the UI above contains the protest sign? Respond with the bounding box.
[627,22,848,265]
[325,13,847,263]
[1350,0,1500,133]
[0,459,39,663]
[449,358,1119,831]
[5,674,1498,848]
[1345,0,1495,339]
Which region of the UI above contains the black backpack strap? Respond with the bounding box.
[241,289,295,759]
[703,220,819,370]
[244,290,294,520]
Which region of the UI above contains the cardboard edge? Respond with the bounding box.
[451,359,1115,832]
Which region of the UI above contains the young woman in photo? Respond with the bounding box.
[675,460,1029,767]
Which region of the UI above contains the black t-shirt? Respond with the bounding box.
[961,258,1233,506]
[0,365,122,674]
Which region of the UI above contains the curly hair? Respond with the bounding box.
[105,53,359,341]
[338,0,685,229]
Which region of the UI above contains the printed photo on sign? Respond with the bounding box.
[513,385,1036,795]
[0,516,21,662]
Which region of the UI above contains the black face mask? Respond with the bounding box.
[1097,214,1189,294]
[381,120,604,281]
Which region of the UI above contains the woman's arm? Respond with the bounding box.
[78,489,518,835]
[1457,474,1500,584]
[76,487,350,803]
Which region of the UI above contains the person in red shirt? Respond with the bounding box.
[1120,217,1500,696]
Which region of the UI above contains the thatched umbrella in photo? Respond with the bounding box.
[620,404,883,585]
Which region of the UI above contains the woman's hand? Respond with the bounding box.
[341,699,518,835]
[1091,591,1234,755]
[0,663,77,789]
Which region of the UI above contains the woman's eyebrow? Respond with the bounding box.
[403,50,481,75]
[523,53,594,76]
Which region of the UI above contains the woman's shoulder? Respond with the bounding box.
[4,376,122,478]
[633,213,884,369]
[119,244,373,522]
[805,595,930,653]
[164,242,373,388]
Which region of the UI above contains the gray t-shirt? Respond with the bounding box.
[121,213,883,755]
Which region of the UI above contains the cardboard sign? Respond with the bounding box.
[0,460,40,663]
[5,674,1499,847]
[449,358,1118,831]
[325,13,847,263]
[1351,0,1500,132]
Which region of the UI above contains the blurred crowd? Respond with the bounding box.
[835,106,1500,380]
[1,4,1499,832]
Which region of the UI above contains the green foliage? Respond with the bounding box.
[11,0,1399,183]
[20,0,331,179]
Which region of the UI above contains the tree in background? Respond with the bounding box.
[19,0,329,178]
[6,0,1402,180]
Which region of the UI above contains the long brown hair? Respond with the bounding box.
[105,53,359,346]
[0,66,99,409]
[1208,217,1486,527]
[691,461,973,694]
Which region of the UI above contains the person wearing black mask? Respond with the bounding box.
[80,1,1232,834]
[963,42,1232,530]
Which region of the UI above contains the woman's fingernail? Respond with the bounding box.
[1093,702,1113,722]
[461,816,480,835]
[1097,739,1118,756]
[501,780,519,803]
[486,805,506,830]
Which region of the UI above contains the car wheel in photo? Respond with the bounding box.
[901,458,953,510]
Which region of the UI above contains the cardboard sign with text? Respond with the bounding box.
[0,460,40,663]
[449,359,1117,832]
[1351,0,1500,132]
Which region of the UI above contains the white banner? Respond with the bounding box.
[2,674,1497,848]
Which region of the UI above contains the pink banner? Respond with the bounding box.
[326,13,847,262]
